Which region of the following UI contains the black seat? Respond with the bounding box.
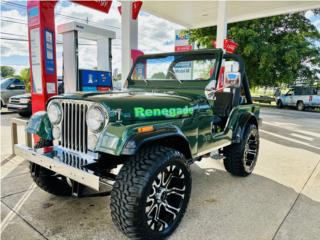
[214,91,235,118]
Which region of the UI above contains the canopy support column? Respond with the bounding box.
[97,38,111,72]
[216,1,227,49]
[121,0,138,85]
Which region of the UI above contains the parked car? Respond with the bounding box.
[0,77,25,109]
[276,86,320,111]
[7,79,64,117]
[7,93,32,117]
[15,50,261,239]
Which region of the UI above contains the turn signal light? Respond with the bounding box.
[137,126,154,133]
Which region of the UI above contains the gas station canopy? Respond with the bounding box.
[119,0,319,79]
[142,1,320,28]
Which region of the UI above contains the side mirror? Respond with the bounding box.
[224,61,241,88]
[205,80,216,100]
[224,72,241,88]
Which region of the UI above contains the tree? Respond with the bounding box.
[19,68,31,92]
[151,72,166,79]
[186,10,320,87]
[0,66,15,78]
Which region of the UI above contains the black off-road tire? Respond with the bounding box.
[223,124,259,177]
[111,145,191,240]
[30,139,72,196]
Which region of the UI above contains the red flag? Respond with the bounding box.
[72,0,112,13]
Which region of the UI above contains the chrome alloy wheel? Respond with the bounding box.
[145,164,186,232]
[243,128,259,173]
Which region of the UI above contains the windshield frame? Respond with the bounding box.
[127,49,223,83]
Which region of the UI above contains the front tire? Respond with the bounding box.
[111,146,191,240]
[30,139,72,196]
[223,124,259,177]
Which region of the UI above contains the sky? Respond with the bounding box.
[0,0,182,76]
[0,1,319,76]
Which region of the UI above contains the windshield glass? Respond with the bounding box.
[130,53,218,82]
[0,78,13,89]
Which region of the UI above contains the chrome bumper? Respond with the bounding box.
[7,103,29,110]
[14,144,100,191]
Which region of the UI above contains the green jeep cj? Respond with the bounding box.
[15,49,260,239]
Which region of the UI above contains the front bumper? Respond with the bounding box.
[7,103,30,111]
[14,144,100,191]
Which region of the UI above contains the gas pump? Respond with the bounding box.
[27,0,116,114]
[57,21,116,93]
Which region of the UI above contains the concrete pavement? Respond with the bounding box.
[1,108,319,240]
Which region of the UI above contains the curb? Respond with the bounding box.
[0,111,17,115]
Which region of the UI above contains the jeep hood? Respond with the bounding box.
[51,89,204,121]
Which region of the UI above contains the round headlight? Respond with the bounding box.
[86,105,107,133]
[47,102,62,124]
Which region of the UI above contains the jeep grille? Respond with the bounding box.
[61,101,89,153]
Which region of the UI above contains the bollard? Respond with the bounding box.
[11,118,32,156]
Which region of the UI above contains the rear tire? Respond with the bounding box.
[30,139,72,196]
[111,145,191,240]
[297,101,304,111]
[223,124,259,177]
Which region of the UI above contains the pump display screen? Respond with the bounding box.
[130,53,219,82]
[79,69,112,92]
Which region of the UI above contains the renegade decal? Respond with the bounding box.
[134,107,193,118]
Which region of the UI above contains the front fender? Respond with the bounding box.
[26,111,53,140]
[121,127,190,155]
[95,122,191,156]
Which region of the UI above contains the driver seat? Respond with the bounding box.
[214,92,234,118]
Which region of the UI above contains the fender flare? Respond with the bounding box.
[121,127,191,157]
[26,111,53,140]
[233,112,259,143]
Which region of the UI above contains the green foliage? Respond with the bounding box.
[0,66,15,78]
[186,10,320,87]
[19,68,31,92]
[151,72,166,79]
